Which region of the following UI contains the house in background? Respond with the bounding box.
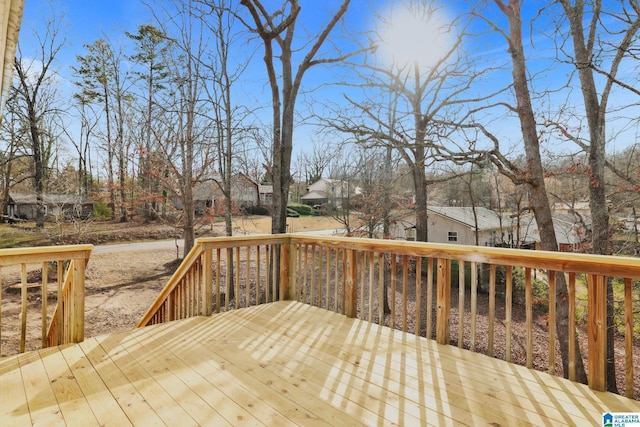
[518,211,590,252]
[179,174,271,215]
[390,206,511,246]
[6,193,94,220]
[300,178,361,208]
[390,205,589,251]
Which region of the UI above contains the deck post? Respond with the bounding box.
[72,259,85,343]
[288,239,296,301]
[280,242,291,300]
[587,274,607,391]
[436,258,451,345]
[202,249,213,316]
[345,249,358,318]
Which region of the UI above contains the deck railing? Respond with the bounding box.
[0,244,92,354]
[138,234,639,397]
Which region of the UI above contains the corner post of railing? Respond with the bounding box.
[587,274,607,391]
[436,258,451,345]
[345,249,358,318]
[71,258,86,343]
[288,237,296,300]
[201,247,213,316]
[279,239,291,300]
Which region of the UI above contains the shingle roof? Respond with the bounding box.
[428,206,506,231]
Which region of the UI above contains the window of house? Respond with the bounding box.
[448,231,458,242]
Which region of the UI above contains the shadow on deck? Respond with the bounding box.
[2,301,637,426]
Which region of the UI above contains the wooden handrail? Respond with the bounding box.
[0,244,92,355]
[138,234,640,396]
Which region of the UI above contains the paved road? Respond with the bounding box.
[92,239,184,254]
[91,228,343,254]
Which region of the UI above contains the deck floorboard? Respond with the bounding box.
[1,300,638,426]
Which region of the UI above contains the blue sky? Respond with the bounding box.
[14,0,640,172]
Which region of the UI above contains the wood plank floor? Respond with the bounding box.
[1,301,638,426]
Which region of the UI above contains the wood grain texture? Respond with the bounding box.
[2,301,638,426]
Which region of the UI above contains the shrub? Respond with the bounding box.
[92,201,111,219]
[287,203,313,216]
[242,205,270,215]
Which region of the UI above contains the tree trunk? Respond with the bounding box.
[560,0,618,393]
[495,0,587,383]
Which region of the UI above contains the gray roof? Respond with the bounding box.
[428,206,506,231]
[10,193,92,205]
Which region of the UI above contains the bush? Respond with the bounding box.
[242,205,270,215]
[92,201,111,219]
[287,204,313,216]
[286,208,300,217]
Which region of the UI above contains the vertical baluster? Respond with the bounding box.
[369,252,375,324]
[265,245,271,303]
[568,272,576,381]
[296,243,302,302]
[625,277,634,398]
[390,255,396,329]
[272,245,278,301]
[488,264,499,354]
[302,243,308,303]
[525,267,533,369]
[427,258,434,340]
[378,253,384,324]
[415,256,422,336]
[506,266,513,363]
[310,244,316,306]
[20,264,27,353]
[246,246,251,307]
[334,249,339,313]
[256,246,261,306]
[41,262,48,347]
[402,255,408,332]
[325,247,331,311]
[225,248,232,310]
[361,252,366,318]
[216,248,221,313]
[458,260,465,348]
[0,266,2,355]
[318,246,323,308]
[57,259,63,345]
[470,262,477,351]
[235,247,241,308]
[548,270,556,374]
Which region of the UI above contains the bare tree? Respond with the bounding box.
[331,1,492,243]
[152,0,215,255]
[196,0,252,236]
[13,11,66,228]
[239,0,353,234]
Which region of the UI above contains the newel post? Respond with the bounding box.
[345,249,358,318]
[202,248,213,316]
[436,258,451,345]
[587,274,607,391]
[72,258,86,343]
[279,242,292,300]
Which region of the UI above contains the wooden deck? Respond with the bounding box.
[1,301,638,426]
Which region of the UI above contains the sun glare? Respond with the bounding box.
[378,5,454,70]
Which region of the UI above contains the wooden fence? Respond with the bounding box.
[138,234,639,397]
[0,244,92,354]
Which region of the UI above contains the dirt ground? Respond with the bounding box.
[0,215,345,355]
